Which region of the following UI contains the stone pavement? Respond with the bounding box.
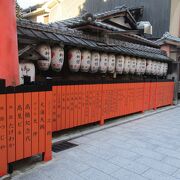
[12,106,180,180]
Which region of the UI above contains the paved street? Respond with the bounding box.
[13,106,180,180]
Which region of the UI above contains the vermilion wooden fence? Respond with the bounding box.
[0,85,52,176]
[52,81,174,132]
[0,80,174,177]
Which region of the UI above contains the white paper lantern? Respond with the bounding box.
[129,57,136,74]
[19,61,35,84]
[36,44,51,71]
[146,60,153,75]
[163,63,168,76]
[116,55,124,74]
[51,46,64,72]
[124,56,131,74]
[152,61,158,75]
[68,48,81,72]
[156,62,162,76]
[90,52,100,73]
[99,53,108,73]
[19,63,24,85]
[161,63,165,76]
[136,58,142,75]
[141,59,147,75]
[80,50,91,72]
[108,54,116,73]
[159,63,164,76]
[155,61,159,75]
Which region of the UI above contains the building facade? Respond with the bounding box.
[169,0,180,38]
[23,0,180,39]
[156,32,180,100]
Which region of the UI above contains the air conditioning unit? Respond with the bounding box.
[137,21,152,35]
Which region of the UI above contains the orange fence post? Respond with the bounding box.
[61,86,66,130]
[171,82,175,105]
[89,84,92,124]
[81,85,85,126]
[7,93,16,163]
[77,85,82,126]
[100,83,105,125]
[154,82,157,110]
[78,84,82,126]
[93,84,97,123]
[43,91,52,161]
[84,85,89,125]
[23,93,32,158]
[65,85,70,129]
[66,85,74,128]
[57,86,62,130]
[38,92,46,153]
[70,85,75,128]
[0,94,7,176]
[84,84,89,124]
[142,82,146,112]
[149,82,152,110]
[31,92,39,156]
[88,84,92,123]
[149,82,156,110]
[98,84,102,122]
[94,84,100,123]
[120,83,125,116]
[143,82,150,111]
[73,85,78,127]
[15,93,24,160]
[52,86,57,132]
[89,84,94,123]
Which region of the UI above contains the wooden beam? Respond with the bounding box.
[76,25,111,32]
[18,45,32,56]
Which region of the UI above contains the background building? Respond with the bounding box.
[156,32,180,100]
[23,0,180,39]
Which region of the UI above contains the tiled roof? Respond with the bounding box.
[51,7,159,48]
[95,5,136,25]
[17,19,171,62]
[51,16,159,47]
[22,2,46,13]
[95,5,127,19]
[51,16,124,32]
[120,33,159,48]
[51,6,136,32]
[156,32,180,45]
[52,5,138,30]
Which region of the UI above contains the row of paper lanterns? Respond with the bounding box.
[68,49,168,76]
[35,45,168,76]
[19,45,168,84]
